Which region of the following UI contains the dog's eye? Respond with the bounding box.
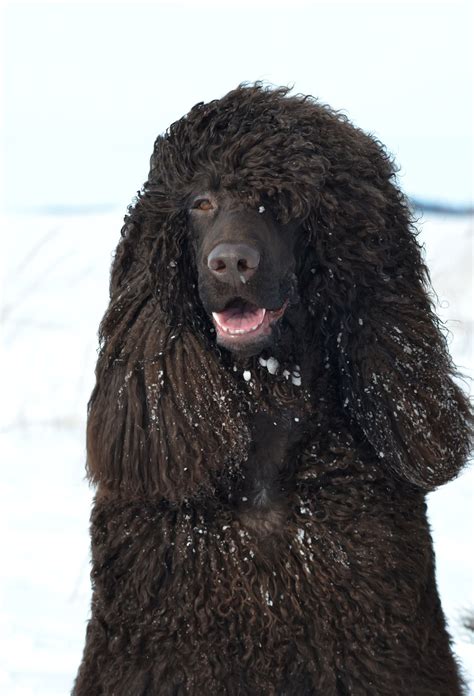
[192,198,214,211]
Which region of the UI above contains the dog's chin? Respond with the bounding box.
[210,299,288,356]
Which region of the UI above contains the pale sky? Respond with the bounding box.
[2,0,473,212]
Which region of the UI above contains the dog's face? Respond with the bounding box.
[187,189,302,356]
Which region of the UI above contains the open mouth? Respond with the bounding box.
[212,298,288,345]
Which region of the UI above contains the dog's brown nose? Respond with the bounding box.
[207,243,260,284]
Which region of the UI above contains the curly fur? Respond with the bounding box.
[74,83,473,695]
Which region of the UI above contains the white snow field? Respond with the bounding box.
[0,211,472,695]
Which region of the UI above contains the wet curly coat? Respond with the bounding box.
[74,84,473,695]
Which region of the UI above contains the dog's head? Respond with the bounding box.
[88,83,472,499]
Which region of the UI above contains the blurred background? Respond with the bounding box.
[1,1,472,694]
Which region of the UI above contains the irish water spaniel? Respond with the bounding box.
[74,83,473,695]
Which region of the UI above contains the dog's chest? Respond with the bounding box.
[233,410,305,536]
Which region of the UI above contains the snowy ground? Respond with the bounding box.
[0,210,473,695]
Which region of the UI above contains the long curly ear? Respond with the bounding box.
[338,288,472,490]
[306,131,473,491]
[86,324,251,502]
[86,194,251,502]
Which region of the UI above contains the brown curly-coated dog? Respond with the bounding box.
[73,83,472,695]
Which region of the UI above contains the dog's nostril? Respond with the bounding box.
[209,258,226,272]
[237,258,254,272]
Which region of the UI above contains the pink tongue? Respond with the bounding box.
[215,305,265,331]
